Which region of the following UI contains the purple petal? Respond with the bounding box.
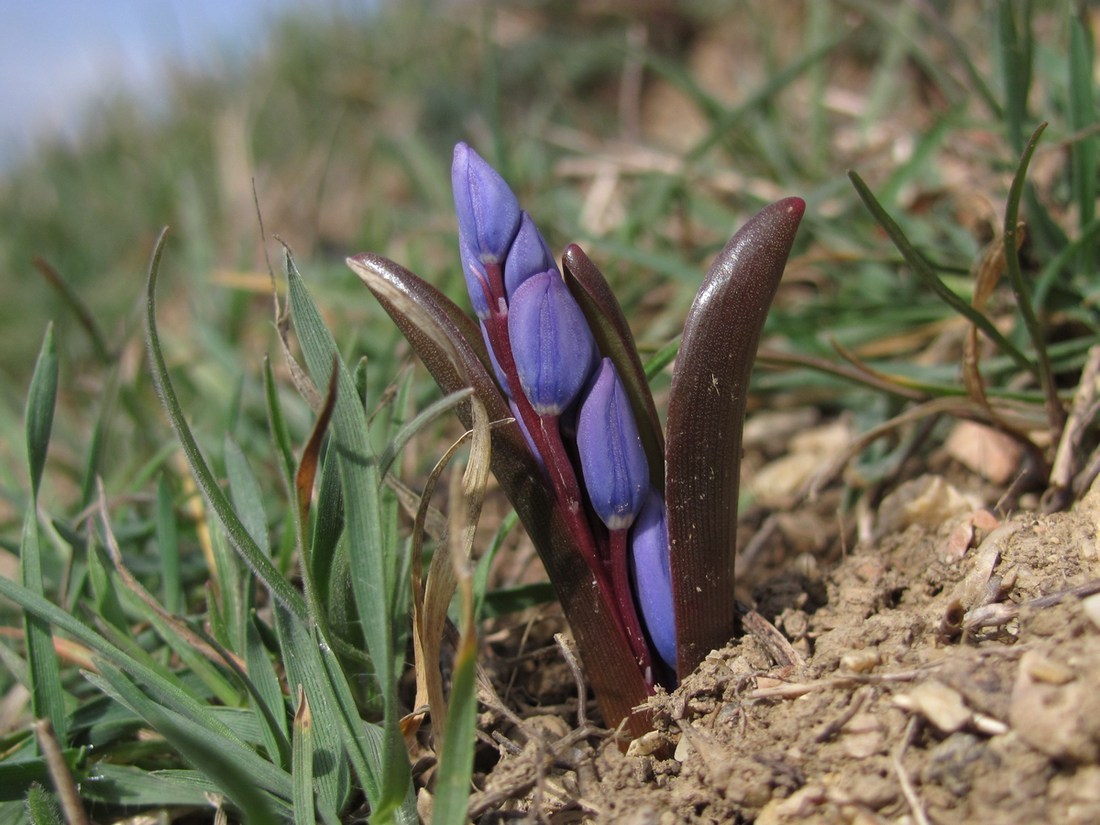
[630,490,676,670]
[452,142,522,264]
[504,211,557,299]
[507,271,597,415]
[577,359,648,530]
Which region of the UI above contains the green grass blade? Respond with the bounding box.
[245,611,292,768]
[848,170,1035,376]
[20,511,69,750]
[21,325,68,748]
[1034,215,1100,312]
[0,752,80,804]
[644,336,681,380]
[997,0,1033,153]
[313,623,386,800]
[225,436,272,558]
[264,354,299,500]
[155,476,183,615]
[292,687,315,825]
[310,448,344,604]
[291,687,338,825]
[79,763,210,808]
[0,575,240,746]
[376,388,472,480]
[430,621,477,825]
[1003,121,1063,436]
[284,253,410,813]
[1068,8,1097,278]
[143,228,308,622]
[472,510,517,621]
[129,769,292,816]
[271,605,351,815]
[86,663,288,821]
[24,325,57,499]
[479,581,556,619]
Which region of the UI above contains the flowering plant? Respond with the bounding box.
[349,144,803,736]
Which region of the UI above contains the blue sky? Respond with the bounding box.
[0,1,343,165]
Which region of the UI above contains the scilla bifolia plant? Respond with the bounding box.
[349,145,803,736]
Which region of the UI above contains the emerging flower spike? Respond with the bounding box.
[577,359,649,530]
[630,490,676,670]
[351,140,805,735]
[504,211,558,299]
[508,271,597,415]
[452,143,522,265]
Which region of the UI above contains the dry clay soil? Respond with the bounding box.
[465,473,1100,824]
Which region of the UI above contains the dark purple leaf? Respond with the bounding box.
[665,197,805,679]
[562,244,665,493]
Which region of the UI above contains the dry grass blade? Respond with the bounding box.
[293,355,340,620]
[95,478,247,673]
[410,396,495,748]
[963,228,1023,413]
[295,357,339,531]
[1044,344,1100,511]
[33,718,90,825]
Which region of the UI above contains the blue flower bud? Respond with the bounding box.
[504,211,557,299]
[577,359,648,530]
[507,270,597,415]
[630,490,676,670]
[452,142,522,265]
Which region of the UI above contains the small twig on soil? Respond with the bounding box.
[813,685,872,743]
[741,608,805,669]
[749,668,927,700]
[738,513,780,571]
[1043,344,1100,512]
[893,716,932,825]
[478,665,529,733]
[1075,443,1100,497]
[964,578,1100,632]
[492,730,524,756]
[555,632,588,730]
[33,719,91,825]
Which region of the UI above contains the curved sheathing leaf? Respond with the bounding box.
[562,245,666,494]
[666,197,805,679]
[348,252,653,736]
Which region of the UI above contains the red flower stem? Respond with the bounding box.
[480,263,628,621]
[534,413,608,585]
[610,528,655,680]
[484,316,606,581]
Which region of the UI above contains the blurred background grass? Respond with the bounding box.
[0,0,1096,816]
[0,0,1094,537]
[3,0,1096,540]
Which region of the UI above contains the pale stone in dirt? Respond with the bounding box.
[944,420,1024,484]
